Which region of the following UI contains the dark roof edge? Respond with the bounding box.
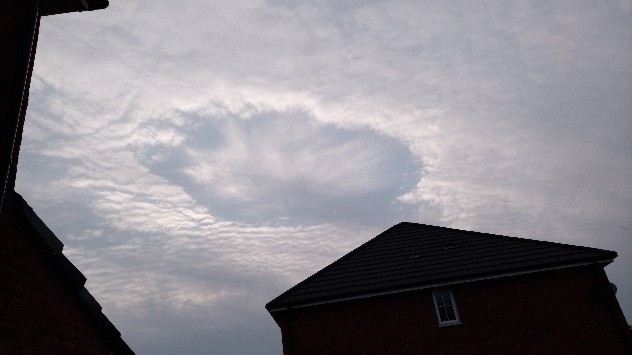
[15,194,64,253]
[40,0,109,16]
[400,222,618,256]
[266,223,403,310]
[381,222,618,267]
[6,192,134,355]
[267,258,614,312]
[266,222,618,311]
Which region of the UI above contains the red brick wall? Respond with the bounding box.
[273,266,631,355]
[0,207,112,354]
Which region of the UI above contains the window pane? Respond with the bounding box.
[442,292,453,308]
[439,306,449,322]
[436,290,447,305]
[445,305,456,321]
[435,291,446,307]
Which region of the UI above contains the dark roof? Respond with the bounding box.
[267,222,617,311]
[40,0,109,16]
[6,192,134,355]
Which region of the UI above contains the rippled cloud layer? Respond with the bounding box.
[16,1,632,353]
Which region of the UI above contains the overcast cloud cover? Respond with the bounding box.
[15,1,632,353]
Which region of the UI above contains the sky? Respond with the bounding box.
[15,1,631,353]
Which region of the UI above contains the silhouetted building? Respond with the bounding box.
[0,0,133,353]
[1,192,133,353]
[267,222,632,355]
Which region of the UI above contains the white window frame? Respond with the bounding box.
[432,289,461,326]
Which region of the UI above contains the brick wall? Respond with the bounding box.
[272,266,631,355]
[0,204,112,354]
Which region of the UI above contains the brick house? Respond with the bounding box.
[266,222,632,354]
[0,192,133,354]
[1,0,133,353]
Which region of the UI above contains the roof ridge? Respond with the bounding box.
[399,222,615,255]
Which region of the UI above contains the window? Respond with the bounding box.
[432,289,460,326]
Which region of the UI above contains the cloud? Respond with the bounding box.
[57,221,376,354]
[15,1,632,353]
[175,112,419,224]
